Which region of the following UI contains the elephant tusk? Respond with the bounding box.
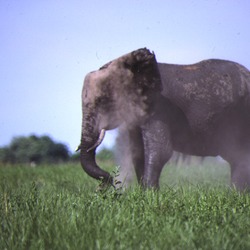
[87,129,106,152]
[75,144,81,152]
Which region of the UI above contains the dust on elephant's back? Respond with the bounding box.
[158,60,250,131]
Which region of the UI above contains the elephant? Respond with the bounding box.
[78,48,250,190]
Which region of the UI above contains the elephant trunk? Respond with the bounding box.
[80,119,113,185]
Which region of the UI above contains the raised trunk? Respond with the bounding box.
[80,116,113,185]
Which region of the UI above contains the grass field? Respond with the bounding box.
[1,160,250,250]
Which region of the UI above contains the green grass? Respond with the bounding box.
[1,162,250,250]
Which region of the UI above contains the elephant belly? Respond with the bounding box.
[172,117,250,158]
[167,109,219,157]
[171,129,220,157]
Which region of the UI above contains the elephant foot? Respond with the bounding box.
[141,179,160,190]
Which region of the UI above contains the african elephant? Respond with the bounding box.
[78,48,250,190]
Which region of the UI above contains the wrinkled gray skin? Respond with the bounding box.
[79,48,250,190]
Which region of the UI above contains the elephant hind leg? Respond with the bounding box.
[223,150,250,190]
[230,160,250,190]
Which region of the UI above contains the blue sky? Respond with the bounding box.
[1,0,250,152]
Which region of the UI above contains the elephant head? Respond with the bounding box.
[78,48,162,184]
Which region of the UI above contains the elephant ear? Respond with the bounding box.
[125,48,162,92]
[120,48,162,124]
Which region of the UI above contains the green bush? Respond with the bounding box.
[0,135,69,165]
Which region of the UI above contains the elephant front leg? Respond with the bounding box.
[128,127,145,184]
[142,118,173,188]
[116,126,144,186]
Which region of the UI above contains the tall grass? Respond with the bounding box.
[1,163,250,250]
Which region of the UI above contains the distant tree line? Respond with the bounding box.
[0,135,115,166]
[0,135,70,165]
